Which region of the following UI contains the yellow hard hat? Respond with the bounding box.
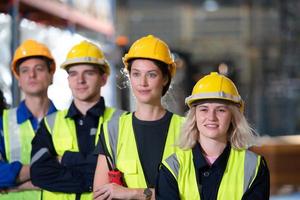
[122,35,176,77]
[185,72,244,110]
[61,40,110,75]
[11,39,56,78]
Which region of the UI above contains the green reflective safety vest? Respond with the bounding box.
[164,148,261,200]
[42,107,121,200]
[1,108,41,200]
[103,112,184,188]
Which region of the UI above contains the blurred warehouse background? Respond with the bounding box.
[0,0,300,197]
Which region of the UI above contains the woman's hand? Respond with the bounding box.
[93,183,132,200]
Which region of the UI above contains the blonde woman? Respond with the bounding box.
[156,72,270,200]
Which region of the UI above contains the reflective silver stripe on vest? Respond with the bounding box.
[166,150,258,191]
[45,112,58,134]
[107,110,125,166]
[31,147,49,166]
[8,108,21,161]
[244,150,258,193]
[165,153,179,179]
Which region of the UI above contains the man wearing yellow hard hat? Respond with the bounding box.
[30,40,123,200]
[0,39,57,199]
[156,72,270,199]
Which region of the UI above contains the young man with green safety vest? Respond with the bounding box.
[0,39,57,199]
[30,40,123,200]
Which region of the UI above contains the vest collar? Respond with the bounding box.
[17,100,34,124]
[66,97,105,119]
[193,142,231,172]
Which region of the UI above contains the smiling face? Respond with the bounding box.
[195,102,232,143]
[67,64,107,104]
[129,59,168,105]
[18,57,53,97]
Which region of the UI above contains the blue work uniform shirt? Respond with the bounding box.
[0,100,57,188]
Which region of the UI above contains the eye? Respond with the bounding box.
[197,106,208,112]
[68,71,77,77]
[147,72,157,78]
[217,107,228,113]
[19,68,29,74]
[35,65,46,72]
[131,72,140,77]
[85,70,97,76]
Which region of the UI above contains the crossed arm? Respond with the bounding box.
[93,154,155,200]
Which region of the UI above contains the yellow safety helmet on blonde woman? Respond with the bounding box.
[185,72,244,111]
[61,40,110,75]
[122,35,176,77]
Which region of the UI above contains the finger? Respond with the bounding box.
[100,190,111,200]
[94,188,107,199]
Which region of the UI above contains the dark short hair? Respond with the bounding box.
[66,63,105,75]
[16,56,53,73]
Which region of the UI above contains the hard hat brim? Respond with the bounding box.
[185,92,242,107]
[61,57,110,75]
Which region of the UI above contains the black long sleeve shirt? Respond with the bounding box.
[156,143,270,200]
[30,98,106,194]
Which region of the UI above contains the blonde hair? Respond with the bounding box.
[178,103,258,150]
